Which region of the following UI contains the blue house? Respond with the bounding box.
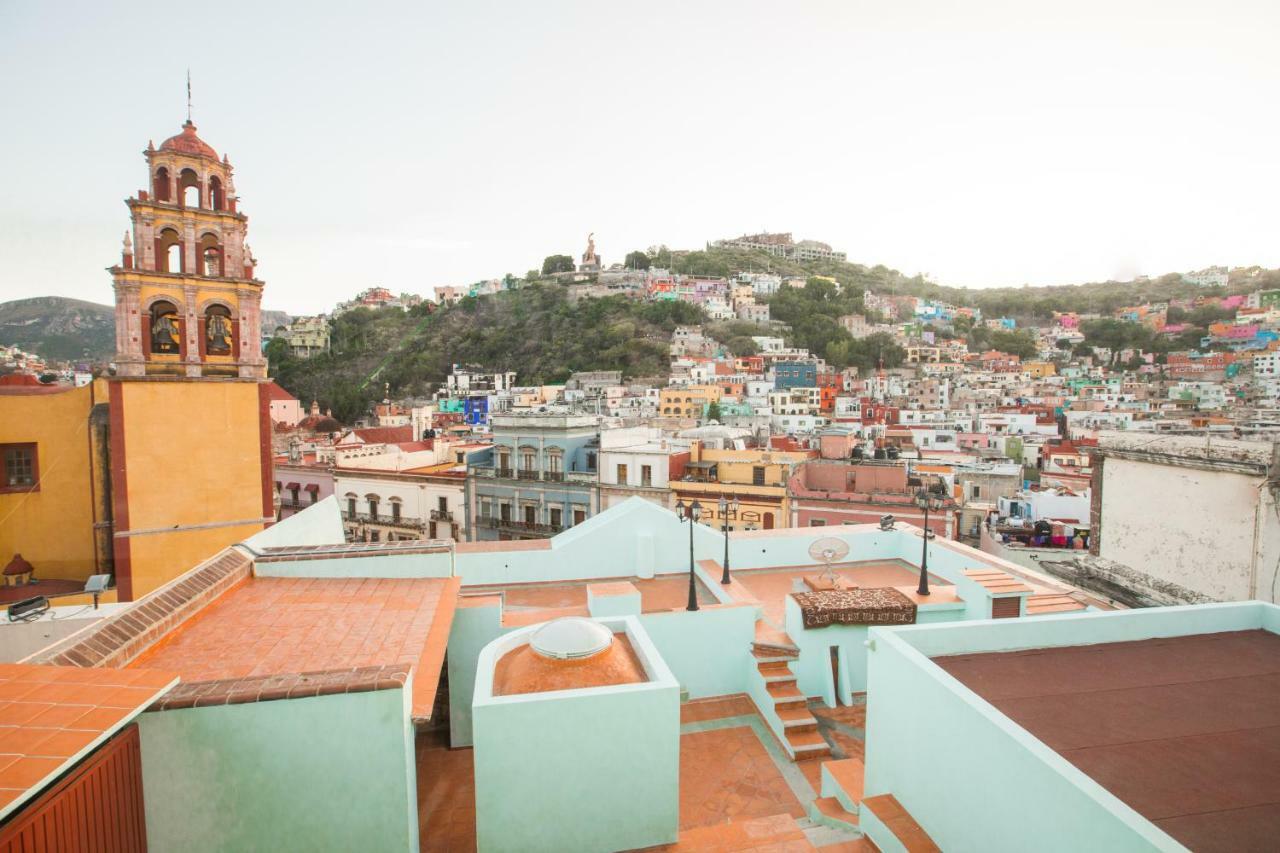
[465,413,600,541]
[774,360,817,390]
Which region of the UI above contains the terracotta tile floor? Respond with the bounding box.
[679,726,806,831]
[417,730,476,853]
[681,695,758,725]
[735,563,946,625]
[128,576,453,682]
[494,574,716,619]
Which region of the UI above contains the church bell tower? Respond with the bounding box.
[110,119,265,378]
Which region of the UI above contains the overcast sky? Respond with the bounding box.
[1,0,1277,314]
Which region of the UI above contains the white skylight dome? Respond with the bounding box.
[530,617,614,661]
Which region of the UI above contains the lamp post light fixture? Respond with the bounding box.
[914,485,945,596]
[675,498,703,611]
[718,495,740,585]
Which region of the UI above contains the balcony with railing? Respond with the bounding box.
[430,509,454,522]
[341,510,426,530]
[479,516,564,536]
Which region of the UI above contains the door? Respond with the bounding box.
[763,512,774,530]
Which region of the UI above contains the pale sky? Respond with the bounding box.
[1,0,1277,315]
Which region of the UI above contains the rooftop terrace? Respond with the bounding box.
[936,628,1280,852]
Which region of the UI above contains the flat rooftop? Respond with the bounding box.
[935,629,1280,852]
[127,575,458,720]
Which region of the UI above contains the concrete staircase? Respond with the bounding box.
[750,643,831,762]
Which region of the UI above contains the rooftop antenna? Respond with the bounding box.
[186,69,193,123]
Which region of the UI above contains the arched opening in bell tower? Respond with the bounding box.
[147,301,182,356]
[208,176,224,211]
[179,168,201,208]
[157,228,182,273]
[153,167,171,202]
[198,233,224,277]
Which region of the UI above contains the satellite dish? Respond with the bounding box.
[808,537,851,586]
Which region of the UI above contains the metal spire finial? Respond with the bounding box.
[186,69,192,123]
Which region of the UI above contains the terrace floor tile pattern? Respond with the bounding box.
[679,726,806,831]
[127,576,454,683]
[935,629,1280,853]
[417,730,476,853]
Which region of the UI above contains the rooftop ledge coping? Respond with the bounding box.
[148,663,412,712]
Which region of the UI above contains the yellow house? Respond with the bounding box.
[1024,361,1057,378]
[658,385,723,419]
[670,446,815,531]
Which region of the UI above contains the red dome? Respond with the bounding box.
[159,121,218,158]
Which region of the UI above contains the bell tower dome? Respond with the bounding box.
[110,119,265,378]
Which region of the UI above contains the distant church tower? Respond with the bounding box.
[110,119,265,378]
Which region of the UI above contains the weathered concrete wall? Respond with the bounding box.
[1098,455,1280,603]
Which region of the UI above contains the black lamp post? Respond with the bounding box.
[914,485,944,596]
[718,495,739,585]
[675,498,703,611]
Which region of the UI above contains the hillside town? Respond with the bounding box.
[2,26,1279,850]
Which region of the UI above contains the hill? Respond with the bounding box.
[267,284,704,421]
[0,296,115,361]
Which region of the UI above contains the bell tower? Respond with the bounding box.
[110,119,265,378]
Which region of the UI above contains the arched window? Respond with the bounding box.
[389,497,402,521]
[198,233,223,277]
[148,300,181,355]
[208,175,224,211]
[157,228,182,273]
[179,168,201,208]
[153,167,171,202]
[345,493,357,517]
[366,494,380,518]
[205,305,233,356]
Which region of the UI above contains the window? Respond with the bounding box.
[370,530,381,543]
[367,496,379,517]
[520,449,537,471]
[500,503,512,522]
[391,500,402,521]
[1,444,37,492]
[752,466,766,486]
[586,452,597,471]
[616,463,628,484]
[346,495,357,517]
[289,486,299,504]
[573,508,586,526]
[438,496,448,512]
[523,505,536,525]
[641,465,652,487]
[810,519,826,527]
[550,507,562,528]
[971,485,981,499]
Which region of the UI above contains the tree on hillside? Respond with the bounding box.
[988,329,1039,360]
[541,254,575,275]
[705,401,722,422]
[673,251,731,278]
[625,250,651,270]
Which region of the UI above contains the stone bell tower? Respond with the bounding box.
[109,119,265,378]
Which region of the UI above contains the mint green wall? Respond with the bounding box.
[138,686,418,852]
[782,595,967,704]
[859,604,1280,852]
[587,587,641,617]
[473,618,680,852]
[448,600,505,748]
[637,605,757,699]
[244,495,346,549]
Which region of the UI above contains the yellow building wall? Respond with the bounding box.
[0,384,100,582]
[117,379,268,598]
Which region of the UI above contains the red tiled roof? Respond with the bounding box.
[262,381,297,403]
[347,426,413,445]
[158,121,218,158]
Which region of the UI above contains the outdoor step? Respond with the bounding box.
[821,758,865,813]
[751,640,799,659]
[757,661,796,683]
[810,796,860,833]
[787,728,832,761]
[777,706,819,731]
[861,793,940,853]
[751,646,797,664]
[766,682,805,707]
